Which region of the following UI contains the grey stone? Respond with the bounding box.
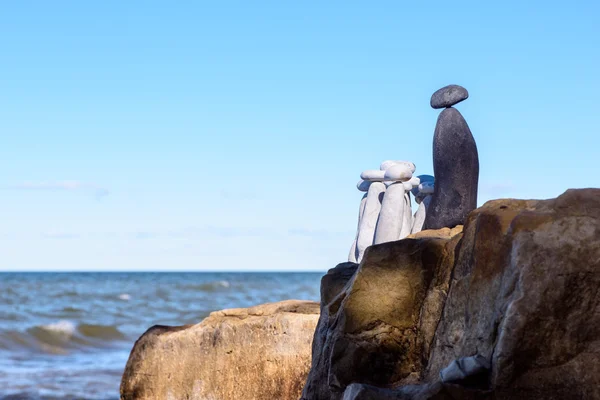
[356,180,372,192]
[383,164,413,182]
[373,182,406,244]
[440,355,490,384]
[430,85,468,109]
[380,160,416,173]
[400,192,413,239]
[424,108,479,230]
[403,176,420,192]
[349,194,368,263]
[411,195,431,234]
[410,175,434,197]
[360,170,385,182]
[355,183,386,262]
[418,182,434,195]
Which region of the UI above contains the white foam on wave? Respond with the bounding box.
[218,280,230,288]
[41,320,76,337]
[118,293,131,301]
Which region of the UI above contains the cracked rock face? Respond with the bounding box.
[301,228,463,400]
[120,300,319,400]
[303,189,600,400]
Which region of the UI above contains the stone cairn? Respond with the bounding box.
[348,161,436,263]
[348,84,479,263]
[425,84,479,229]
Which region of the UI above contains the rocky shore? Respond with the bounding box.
[121,300,319,399]
[121,188,600,400]
[302,188,600,399]
[121,85,599,399]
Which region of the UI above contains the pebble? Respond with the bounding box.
[380,160,416,172]
[384,164,413,182]
[430,84,469,109]
[356,179,372,192]
[360,170,386,182]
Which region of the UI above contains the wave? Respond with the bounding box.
[0,392,119,400]
[0,320,126,354]
[181,280,231,292]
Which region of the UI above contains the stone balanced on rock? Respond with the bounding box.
[424,84,479,230]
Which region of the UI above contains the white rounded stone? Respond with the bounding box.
[373,182,406,245]
[380,160,416,172]
[400,192,413,239]
[357,179,372,192]
[355,183,386,262]
[411,195,432,234]
[418,181,434,195]
[402,176,421,191]
[384,164,413,182]
[348,240,358,263]
[411,175,434,197]
[360,169,386,182]
[348,193,368,263]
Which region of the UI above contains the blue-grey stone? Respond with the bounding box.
[410,174,434,197]
[430,85,468,109]
[440,355,490,384]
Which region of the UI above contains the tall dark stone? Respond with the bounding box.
[424,107,479,229]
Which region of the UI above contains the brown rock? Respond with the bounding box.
[425,189,600,399]
[303,262,360,400]
[120,300,319,400]
[301,228,463,399]
[304,189,600,400]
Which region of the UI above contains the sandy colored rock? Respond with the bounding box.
[121,300,320,400]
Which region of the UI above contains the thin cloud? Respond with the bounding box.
[41,232,81,240]
[10,181,110,199]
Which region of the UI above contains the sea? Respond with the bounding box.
[0,272,323,400]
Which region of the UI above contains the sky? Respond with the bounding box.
[1,1,599,271]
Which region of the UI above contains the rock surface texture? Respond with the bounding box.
[121,300,319,400]
[302,189,600,400]
[424,107,479,230]
[430,84,469,109]
[303,226,463,399]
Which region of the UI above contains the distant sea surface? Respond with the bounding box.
[0,272,323,400]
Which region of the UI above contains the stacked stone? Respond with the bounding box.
[424,85,479,229]
[410,175,435,234]
[349,171,386,263]
[349,161,433,263]
[373,161,417,245]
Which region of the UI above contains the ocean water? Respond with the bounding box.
[0,272,323,400]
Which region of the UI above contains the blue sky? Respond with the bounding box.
[1,1,598,271]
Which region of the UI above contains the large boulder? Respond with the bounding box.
[121,300,319,400]
[301,227,463,400]
[303,189,600,400]
[425,188,600,399]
